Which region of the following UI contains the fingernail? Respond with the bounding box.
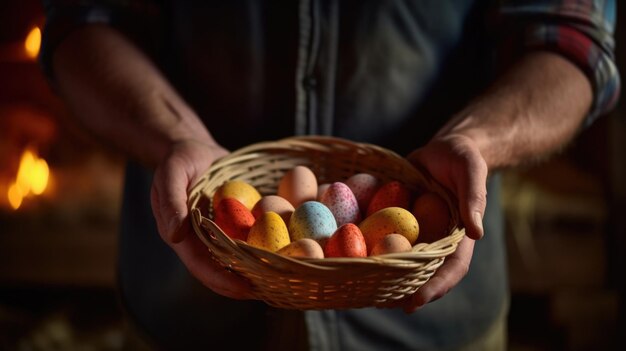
[473,211,484,239]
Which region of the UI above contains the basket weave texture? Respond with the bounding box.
[189,136,465,310]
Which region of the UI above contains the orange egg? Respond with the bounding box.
[366,181,412,216]
[324,223,367,258]
[213,198,255,241]
[412,192,451,243]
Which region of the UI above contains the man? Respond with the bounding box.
[42,1,619,349]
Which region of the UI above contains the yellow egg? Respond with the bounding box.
[213,180,261,211]
[359,207,419,254]
[247,212,291,252]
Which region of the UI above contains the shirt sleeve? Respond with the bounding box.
[40,0,162,82]
[495,0,620,126]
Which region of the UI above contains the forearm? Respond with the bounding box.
[52,24,213,168]
[438,51,593,170]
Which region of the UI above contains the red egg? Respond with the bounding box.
[213,198,255,241]
[324,223,367,258]
[366,181,412,216]
[320,182,361,226]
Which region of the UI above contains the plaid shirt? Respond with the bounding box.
[498,0,620,125]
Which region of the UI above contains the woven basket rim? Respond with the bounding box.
[187,135,466,309]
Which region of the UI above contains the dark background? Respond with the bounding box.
[0,1,624,350]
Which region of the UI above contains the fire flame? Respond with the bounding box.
[7,149,50,210]
[24,26,41,59]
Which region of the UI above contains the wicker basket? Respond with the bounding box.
[188,136,465,310]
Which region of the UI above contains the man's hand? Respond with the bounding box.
[403,134,488,313]
[150,139,255,299]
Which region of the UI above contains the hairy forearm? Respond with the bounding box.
[438,51,593,170]
[52,24,212,167]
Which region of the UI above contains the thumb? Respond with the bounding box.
[151,155,191,244]
[456,150,488,240]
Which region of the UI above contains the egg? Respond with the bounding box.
[319,182,361,226]
[213,180,261,211]
[370,233,413,256]
[278,165,318,208]
[246,212,291,252]
[289,201,338,241]
[345,173,380,214]
[412,192,451,243]
[213,198,255,241]
[359,207,419,254]
[366,180,412,216]
[251,195,295,223]
[324,224,367,258]
[317,183,331,201]
[277,238,325,259]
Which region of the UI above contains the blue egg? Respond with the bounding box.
[289,201,338,241]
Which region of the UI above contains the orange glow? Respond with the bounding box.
[7,149,50,210]
[24,27,41,59]
[7,183,24,210]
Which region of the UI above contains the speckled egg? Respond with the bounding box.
[345,173,380,214]
[319,182,361,226]
[247,211,291,252]
[359,207,419,254]
[213,198,255,241]
[289,201,338,241]
[370,233,413,256]
[366,180,412,216]
[324,223,367,258]
[278,165,318,208]
[213,180,261,211]
[251,195,295,224]
[277,238,325,259]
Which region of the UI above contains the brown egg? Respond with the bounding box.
[278,165,318,208]
[252,195,295,223]
[412,192,451,243]
[370,234,413,256]
[277,238,324,259]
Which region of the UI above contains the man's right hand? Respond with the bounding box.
[151,139,256,300]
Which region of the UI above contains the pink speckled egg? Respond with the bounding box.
[345,173,380,215]
[320,182,361,226]
[366,181,412,217]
